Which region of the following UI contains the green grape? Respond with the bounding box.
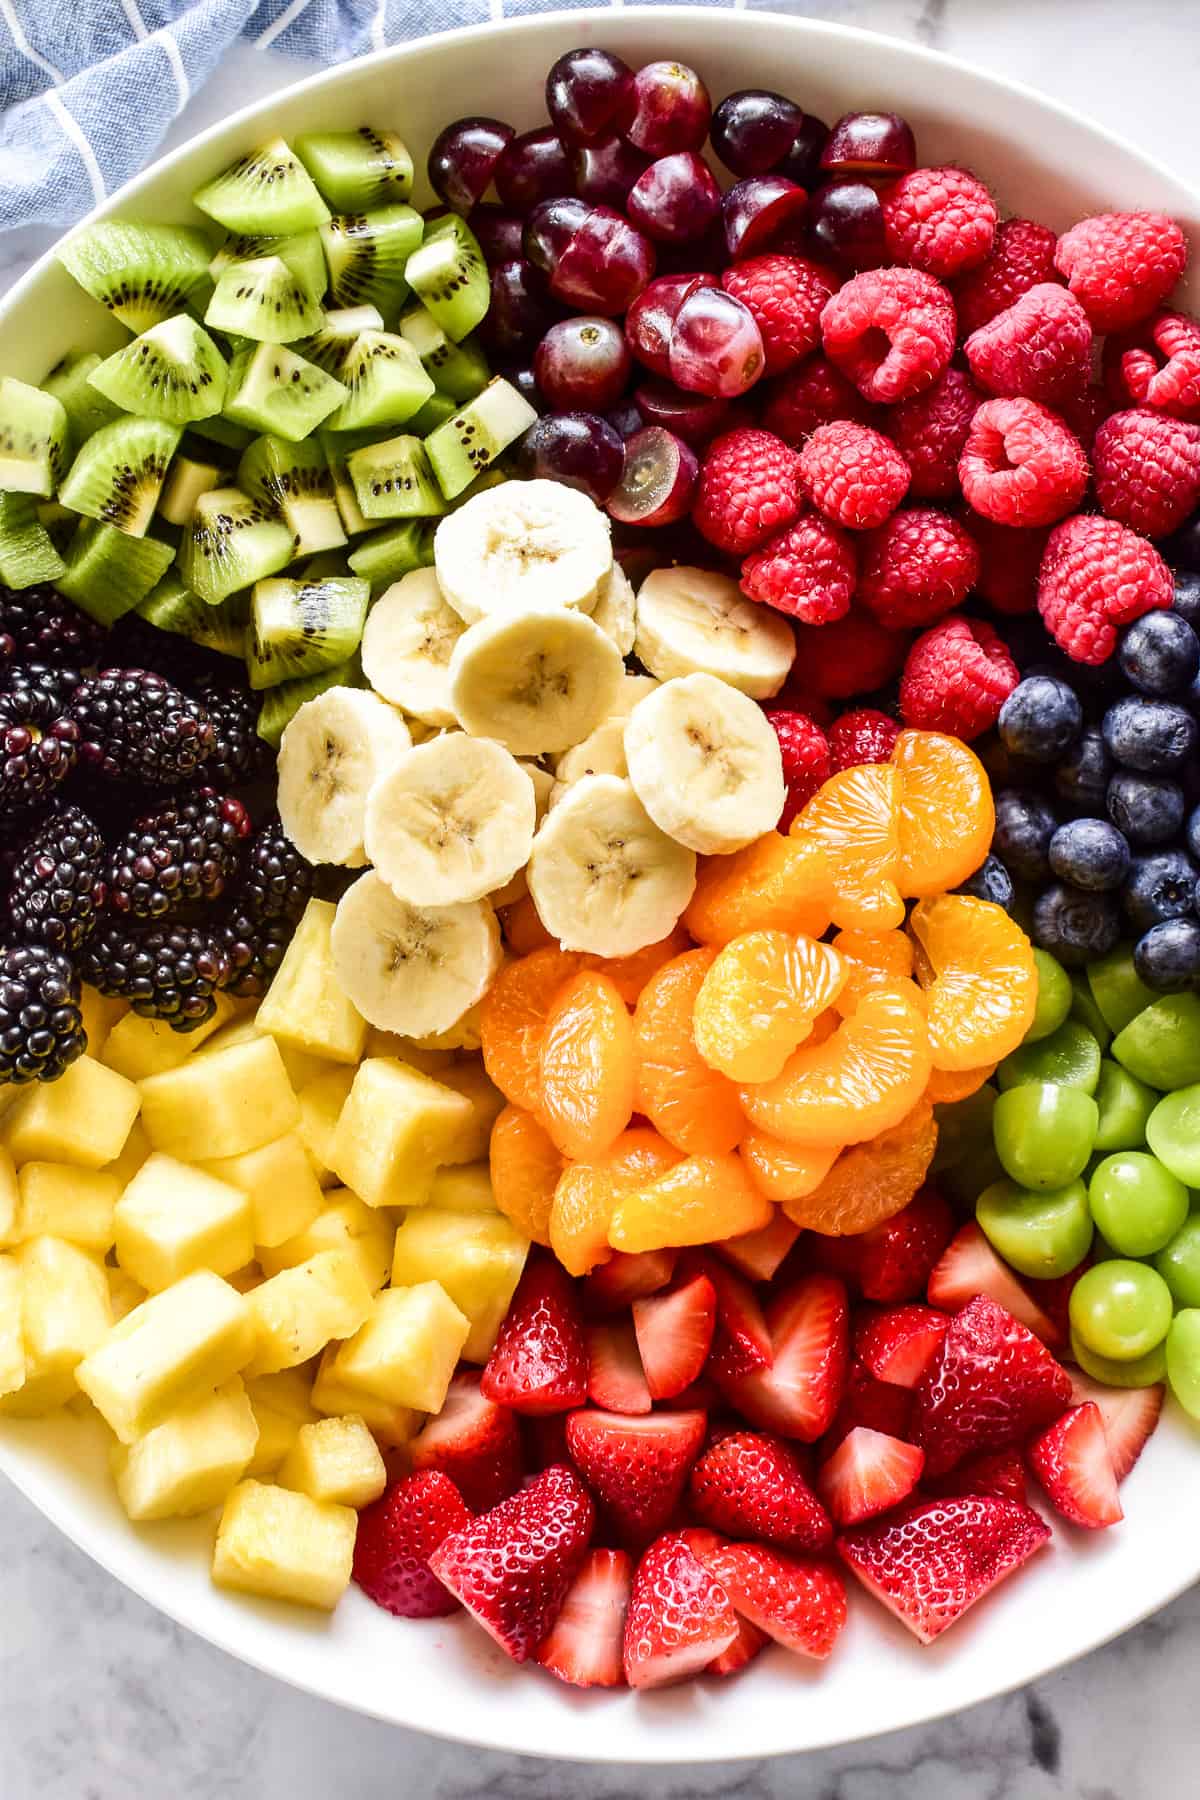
[1025,950,1073,1043]
[1088,1151,1189,1257]
[1093,1059,1158,1153]
[941,1144,1007,1211]
[1112,993,1200,1091]
[1166,1310,1200,1420]
[992,1082,1098,1190]
[1146,1085,1200,1187]
[1068,1259,1174,1360]
[1070,1328,1168,1387]
[976,1177,1093,1279]
[1087,944,1157,1036]
[1069,972,1112,1053]
[1154,1216,1200,1308]
[997,1020,1101,1095]
[931,1083,996,1175]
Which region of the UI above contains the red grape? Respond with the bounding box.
[624,272,713,378]
[775,112,830,187]
[469,204,525,262]
[807,180,887,268]
[516,412,626,503]
[633,378,731,445]
[535,316,632,411]
[476,259,558,354]
[494,127,574,213]
[550,207,656,315]
[606,425,699,526]
[524,195,592,277]
[820,111,916,177]
[546,47,636,144]
[711,89,806,176]
[722,175,808,259]
[624,60,712,156]
[607,396,646,440]
[572,134,649,206]
[627,151,722,245]
[427,117,514,215]
[668,285,765,398]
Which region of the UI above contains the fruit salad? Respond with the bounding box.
[0,38,1198,1701]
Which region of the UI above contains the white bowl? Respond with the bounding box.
[3,4,1200,1763]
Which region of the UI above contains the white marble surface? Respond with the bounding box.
[5,4,1200,1794]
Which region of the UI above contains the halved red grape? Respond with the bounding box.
[550,208,656,315]
[606,425,699,525]
[476,259,559,354]
[807,180,887,269]
[523,196,592,275]
[627,151,722,246]
[515,411,626,503]
[820,111,916,177]
[571,134,650,207]
[535,316,632,411]
[494,127,574,213]
[624,61,712,156]
[624,272,713,378]
[428,117,515,215]
[775,112,830,187]
[546,47,636,145]
[722,175,808,259]
[669,286,765,398]
[469,204,525,263]
[711,89,806,176]
[634,378,730,446]
[607,397,646,440]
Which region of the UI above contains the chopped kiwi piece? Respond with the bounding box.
[294,304,385,375]
[297,551,350,581]
[247,574,369,689]
[347,518,435,596]
[347,434,445,521]
[319,205,423,321]
[205,256,325,345]
[0,492,65,588]
[42,351,123,451]
[193,138,331,235]
[238,435,346,556]
[56,221,213,333]
[59,416,181,536]
[325,331,434,432]
[158,454,223,527]
[177,486,294,604]
[0,379,69,497]
[257,654,361,747]
[319,429,372,535]
[223,343,347,442]
[137,570,247,658]
[209,230,327,303]
[407,391,459,437]
[425,376,538,499]
[87,314,229,425]
[295,129,414,210]
[189,413,255,453]
[36,502,76,555]
[56,518,174,621]
[404,214,489,343]
[398,306,490,402]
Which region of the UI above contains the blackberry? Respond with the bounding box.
[107,789,252,921]
[71,668,215,786]
[80,920,231,1031]
[0,582,106,669]
[0,943,85,1083]
[0,678,79,818]
[6,801,106,952]
[241,816,314,925]
[218,905,292,999]
[104,612,228,688]
[193,672,273,791]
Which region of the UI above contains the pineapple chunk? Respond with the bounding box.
[111,1377,258,1520]
[115,1154,254,1292]
[212,1479,357,1610]
[200,1017,333,1094]
[0,1236,112,1417]
[310,1345,420,1448]
[79,985,128,1056]
[328,1058,475,1209]
[244,1368,319,1476]
[0,1147,17,1245]
[436,1062,505,1163]
[411,1001,483,1053]
[101,1118,152,1189]
[259,1190,393,1292]
[139,1035,299,1161]
[15,1163,120,1253]
[244,1248,372,1376]
[106,1265,146,1323]
[295,1067,355,1187]
[428,1162,498,1213]
[101,997,236,1081]
[201,1131,323,1249]
[255,899,368,1065]
[365,1028,455,1076]
[4,1056,140,1169]
[391,1207,527,1364]
[331,1282,468,1414]
[76,1269,254,1443]
[227,1264,264,1293]
[0,1254,24,1398]
[279,1414,386,1508]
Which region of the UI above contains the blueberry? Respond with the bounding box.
[1055,725,1111,814]
[1119,611,1200,696]
[1163,510,1200,574]
[1107,772,1187,847]
[1173,569,1200,627]
[1122,849,1198,932]
[1102,696,1198,773]
[997,675,1083,762]
[1133,918,1200,992]
[1048,818,1131,892]
[992,789,1058,883]
[1189,806,1200,861]
[954,853,1015,911]
[1032,882,1121,966]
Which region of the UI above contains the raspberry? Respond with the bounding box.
[829,708,900,772]
[964,284,1092,407]
[761,354,875,446]
[1092,408,1200,539]
[1057,385,1112,456]
[720,255,839,376]
[1038,514,1174,665]
[693,427,801,554]
[739,511,857,624]
[857,508,980,630]
[954,218,1061,336]
[968,516,1051,616]
[899,615,1018,739]
[886,368,981,500]
[792,605,910,700]
[799,420,910,530]
[881,166,997,278]
[763,708,832,828]
[820,266,956,403]
[1104,311,1200,419]
[1055,211,1187,332]
[958,397,1088,528]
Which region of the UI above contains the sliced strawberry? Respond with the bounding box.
[523,1411,570,1473]
[926,1223,1061,1346]
[712,1273,848,1441]
[687,1429,833,1551]
[481,1253,589,1415]
[927,1446,1028,1506]
[1029,1401,1123,1529]
[661,1375,720,1412]
[1025,1255,1093,1343]
[623,1532,740,1689]
[584,1247,678,1313]
[717,1212,802,1281]
[353,1470,472,1619]
[914,1293,1073,1477]
[566,1407,706,1545]
[692,1537,848,1661]
[409,1372,523,1514]
[855,1304,949,1388]
[817,1426,924,1528]
[428,1463,594,1662]
[535,1547,633,1688]
[633,1270,717,1400]
[687,1248,773,1374]
[824,1356,914,1449]
[1067,1369,1163,1482]
[706,1613,768,1676]
[811,1186,954,1302]
[586,1319,651,1415]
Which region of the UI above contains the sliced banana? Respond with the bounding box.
[634,565,796,699]
[448,606,623,755]
[330,869,502,1038]
[490,763,555,906]
[364,731,537,906]
[434,478,613,623]
[550,718,629,807]
[408,996,485,1052]
[625,672,786,855]
[608,671,660,722]
[590,560,637,656]
[277,687,411,866]
[360,567,464,727]
[528,773,696,957]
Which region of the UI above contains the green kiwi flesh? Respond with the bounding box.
[398,306,490,402]
[319,429,372,535]
[58,416,181,536]
[325,331,434,432]
[347,434,445,521]
[55,519,174,621]
[193,138,331,236]
[137,570,247,658]
[223,344,347,442]
[158,455,223,527]
[0,492,65,588]
[256,656,361,748]
[347,518,435,596]
[56,222,213,334]
[403,215,489,343]
[177,486,294,604]
[237,435,346,556]
[189,414,255,453]
[0,378,70,498]
[209,230,327,303]
[247,574,369,689]
[425,376,538,499]
[319,206,423,320]
[41,351,123,451]
[295,129,414,211]
[205,256,325,345]
[407,391,459,437]
[87,314,229,425]
[294,305,384,375]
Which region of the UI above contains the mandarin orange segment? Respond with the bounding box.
[910,894,1037,1073]
[489,1104,562,1247]
[692,930,848,1084]
[539,969,635,1160]
[740,1132,841,1203]
[780,1099,937,1234]
[892,729,995,900]
[925,1061,998,1105]
[480,945,582,1112]
[549,1127,681,1276]
[740,987,932,1150]
[683,831,832,948]
[633,948,745,1155]
[608,1151,773,1253]
[792,763,905,933]
[584,924,693,1005]
[499,892,555,954]
[832,928,915,1017]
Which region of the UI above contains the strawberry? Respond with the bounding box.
[706,1613,769,1676]
[1029,1401,1123,1529]
[837,1494,1051,1643]
[716,1211,802,1281]
[409,1371,523,1514]
[565,1406,706,1545]
[535,1548,633,1689]
[687,1429,833,1551]
[660,1375,721,1413]
[817,1425,925,1527]
[1025,1257,1092,1344]
[523,1411,570,1473]
[809,1184,954,1302]
[633,1270,717,1399]
[427,1463,595,1662]
[825,1356,915,1448]
[927,1446,1028,1506]
[623,1532,740,1689]
[855,1304,949,1388]
[691,1250,773,1375]
[586,1319,651,1415]
[1067,1368,1163,1482]
[691,1537,848,1660]
[481,1253,589,1415]
[712,1273,848,1441]
[926,1222,1061,1345]
[353,1470,472,1619]
[584,1247,678,1313]
[913,1294,1073,1477]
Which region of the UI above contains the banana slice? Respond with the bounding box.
[433,478,613,623]
[590,560,637,656]
[491,763,555,907]
[528,773,696,957]
[550,718,629,807]
[609,671,660,722]
[625,672,786,855]
[634,565,796,699]
[448,606,623,755]
[364,731,536,906]
[408,996,486,1052]
[360,568,464,727]
[277,687,412,866]
[330,869,502,1037]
